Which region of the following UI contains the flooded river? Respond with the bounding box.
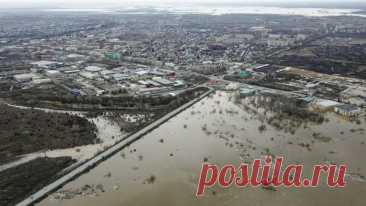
[38,91,366,206]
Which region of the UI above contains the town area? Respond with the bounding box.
[0,7,366,206]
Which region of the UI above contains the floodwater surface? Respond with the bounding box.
[38,91,366,206]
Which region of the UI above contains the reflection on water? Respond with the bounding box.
[38,91,366,206]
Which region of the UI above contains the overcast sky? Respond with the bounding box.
[0,0,365,9]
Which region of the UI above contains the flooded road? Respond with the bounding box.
[38,91,366,206]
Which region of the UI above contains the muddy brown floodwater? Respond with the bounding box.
[38,91,366,206]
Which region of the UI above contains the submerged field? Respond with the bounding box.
[38,91,366,206]
[0,104,98,164]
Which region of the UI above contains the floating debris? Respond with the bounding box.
[262,185,277,191]
[120,152,126,158]
[113,185,120,191]
[138,155,144,161]
[144,175,156,184]
[313,132,332,142]
[258,125,267,133]
[104,172,112,178]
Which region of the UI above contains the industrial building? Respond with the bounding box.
[334,104,362,117]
